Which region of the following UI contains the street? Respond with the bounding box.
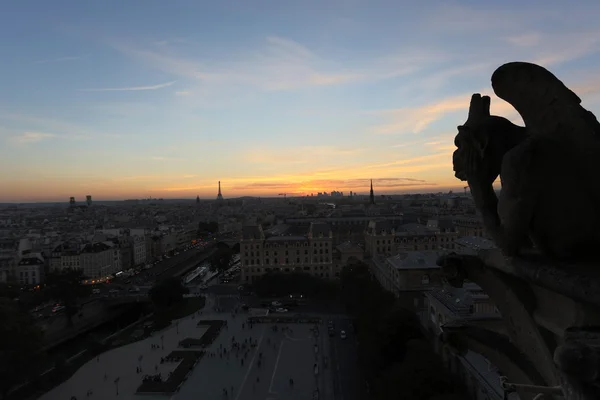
[328,317,362,400]
[203,283,364,400]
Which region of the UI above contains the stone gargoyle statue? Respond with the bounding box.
[452,62,600,262]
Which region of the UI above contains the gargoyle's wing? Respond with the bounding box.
[491,62,600,139]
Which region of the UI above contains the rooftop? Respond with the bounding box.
[265,235,307,242]
[336,241,363,253]
[387,250,442,270]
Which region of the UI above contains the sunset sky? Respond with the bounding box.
[2,1,600,202]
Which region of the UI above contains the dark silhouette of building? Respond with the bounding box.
[369,179,375,205]
[69,197,75,207]
[196,195,200,204]
[217,181,224,201]
[86,195,92,206]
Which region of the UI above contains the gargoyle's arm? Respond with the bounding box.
[469,145,538,256]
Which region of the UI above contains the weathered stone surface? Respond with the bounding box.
[555,327,600,400]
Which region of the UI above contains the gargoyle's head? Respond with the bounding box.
[452,124,490,182]
[452,94,526,184]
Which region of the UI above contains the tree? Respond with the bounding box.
[45,268,91,326]
[0,283,20,300]
[339,263,467,400]
[210,247,232,272]
[0,299,44,399]
[149,277,189,309]
[375,340,464,400]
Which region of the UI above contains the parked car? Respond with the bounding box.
[52,305,65,313]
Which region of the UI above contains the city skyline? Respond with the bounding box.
[2,1,600,202]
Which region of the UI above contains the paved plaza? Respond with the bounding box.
[40,293,335,400]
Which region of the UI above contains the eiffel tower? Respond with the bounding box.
[216,181,224,201]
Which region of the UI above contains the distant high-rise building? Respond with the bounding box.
[86,195,92,206]
[369,179,375,205]
[196,195,200,204]
[217,181,224,201]
[69,197,76,207]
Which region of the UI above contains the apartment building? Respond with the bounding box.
[286,214,403,246]
[100,228,148,267]
[240,222,334,284]
[422,284,510,400]
[131,234,147,266]
[0,253,16,282]
[364,220,458,258]
[80,242,118,278]
[50,240,119,279]
[370,250,445,310]
[16,253,45,285]
[50,240,82,271]
[0,237,18,282]
[452,215,487,238]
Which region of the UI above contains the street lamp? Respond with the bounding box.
[114,377,120,395]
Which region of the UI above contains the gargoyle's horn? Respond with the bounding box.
[467,94,491,124]
[482,95,490,117]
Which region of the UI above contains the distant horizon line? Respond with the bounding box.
[0,186,476,204]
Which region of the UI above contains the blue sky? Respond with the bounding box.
[1,0,600,201]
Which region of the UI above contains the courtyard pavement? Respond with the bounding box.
[40,293,336,400]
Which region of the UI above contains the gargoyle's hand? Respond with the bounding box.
[466,171,495,192]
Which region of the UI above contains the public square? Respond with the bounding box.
[39,289,352,400]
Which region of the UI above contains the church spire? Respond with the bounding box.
[369,179,375,205]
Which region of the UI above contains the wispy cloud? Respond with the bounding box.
[371,62,600,137]
[80,81,176,92]
[10,131,56,144]
[33,55,87,64]
[505,32,543,47]
[0,113,121,140]
[175,90,193,96]
[110,36,444,92]
[231,177,433,192]
[243,145,365,165]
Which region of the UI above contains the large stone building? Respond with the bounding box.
[50,240,119,280]
[452,215,487,238]
[364,220,459,258]
[80,242,118,279]
[240,222,336,283]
